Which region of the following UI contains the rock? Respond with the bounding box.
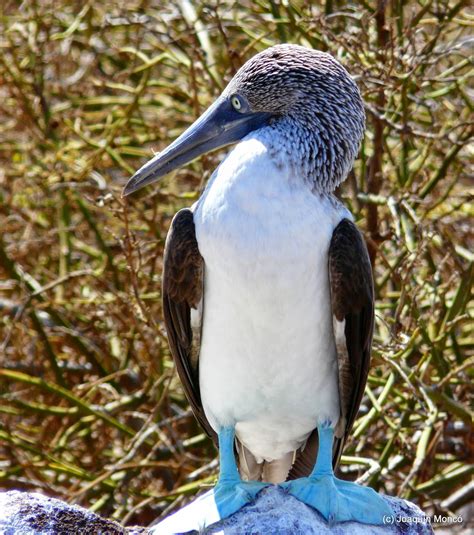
[0,491,147,535]
[0,487,433,534]
[151,486,434,534]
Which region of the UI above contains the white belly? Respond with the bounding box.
[193,135,349,462]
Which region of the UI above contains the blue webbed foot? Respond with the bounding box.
[214,426,269,519]
[281,424,392,525]
[282,474,391,525]
[214,478,268,518]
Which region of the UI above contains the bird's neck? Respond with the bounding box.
[254,117,354,195]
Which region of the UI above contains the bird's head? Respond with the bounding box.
[123,44,365,196]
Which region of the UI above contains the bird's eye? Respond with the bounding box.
[231,95,242,111]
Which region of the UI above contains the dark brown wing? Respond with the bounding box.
[287,218,374,479]
[162,208,216,443]
[329,218,374,465]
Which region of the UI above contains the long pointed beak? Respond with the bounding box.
[122,97,272,196]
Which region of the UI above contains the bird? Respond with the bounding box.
[123,44,392,525]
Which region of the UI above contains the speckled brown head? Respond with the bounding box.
[223,44,365,191]
[123,44,365,196]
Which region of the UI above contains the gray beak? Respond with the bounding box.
[122,96,272,196]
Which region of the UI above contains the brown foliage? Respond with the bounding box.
[0,0,472,527]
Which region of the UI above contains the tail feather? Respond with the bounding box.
[286,429,346,480]
[286,428,319,480]
[262,451,293,483]
[237,439,293,484]
[237,440,262,481]
[236,429,345,483]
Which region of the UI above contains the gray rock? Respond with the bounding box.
[0,487,433,535]
[0,491,147,534]
[151,486,434,534]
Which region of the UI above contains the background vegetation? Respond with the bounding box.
[0,0,472,529]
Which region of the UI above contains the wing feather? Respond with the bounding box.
[162,208,216,443]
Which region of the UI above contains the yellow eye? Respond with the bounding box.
[231,95,242,111]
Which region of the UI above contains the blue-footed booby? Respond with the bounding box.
[123,44,392,526]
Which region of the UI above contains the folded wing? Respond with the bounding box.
[162,208,216,443]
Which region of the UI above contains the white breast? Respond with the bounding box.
[193,134,350,462]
